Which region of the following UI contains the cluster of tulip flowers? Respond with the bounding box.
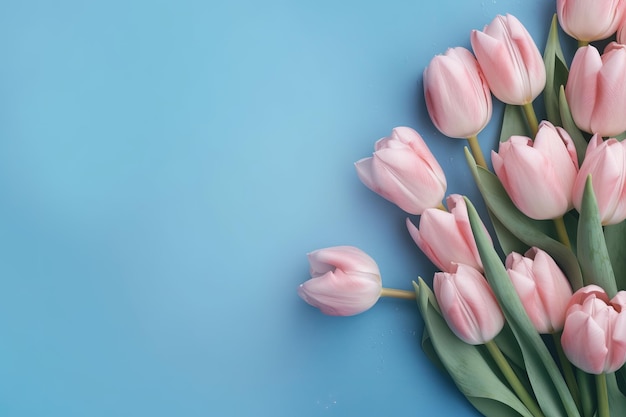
[297,1,626,417]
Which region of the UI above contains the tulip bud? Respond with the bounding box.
[565,43,626,137]
[406,194,490,273]
[492,121,579,220]
[572,135,626,225]
[506,247,573,334]
[434,263,505,345]
[470,14,546,105]
[297,246,382,316]
[355,127,447,215]
[423,47,493,138]
[561,285,626,374]
[557,0,626,42]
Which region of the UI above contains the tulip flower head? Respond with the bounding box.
[298,246,382,316]
[434,263,505,345]
[492,121,579,220]
[355,127,447,215]
[561,285,626,374]
[565,43,626,137]
[506,247,573,334]
[572,134,626,225]
[557,0,626,43]
[470,14,546,105]
[406,194,490,273]
[423,47,492,138]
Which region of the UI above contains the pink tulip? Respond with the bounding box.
[470,14,546,105]
[618,19,626,44]
[434,263,504,345]
[565,43,626,137]
[492,121,579,220]
[561,285,626,374]
[297,246,382,316]
[423,47,493,138]
[355,127,446,215]
[572,134,626,225]
[406,194,490,273]
[557,0,626,42]
[506,247,573,334]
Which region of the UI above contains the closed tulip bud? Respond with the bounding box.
[297,246,382,316]
[492,121,579,220]
[406,194,490,273]
[434,263,505,345]
[572,134,626,225]
[561,285,626,374]
[565,43,626,137]
[355,127,447,215]
[470,14,546,105]
[506,247,573,334]
[557,0,626,42]
[423,47,493,138]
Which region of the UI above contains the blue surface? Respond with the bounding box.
[0,0,562,416]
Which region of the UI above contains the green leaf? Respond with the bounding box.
[608,373,626,415]
[543,14,569,125]
[558,87,587,166]
[604,219,626,291]
[414,279,535,417]
[465,149,583,290]
[488,207,531,256]
[500,104,531,142]
[465,197,581,417]
[577,176,618,297]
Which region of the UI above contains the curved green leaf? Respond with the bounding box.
[500,104,531,142]
[558,87,587,166]
[464,197,581,417]
[604,219,626,291]
[543,14,568,126]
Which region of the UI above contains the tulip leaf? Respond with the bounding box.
[465,197,581,417]
[413,279,535,417]
[543,14,569,126]
[558,86,587,166]
[577,176,618,297]
[604,219,626,291]
[500,104,531,142]
[608,373,626,415]
[465,148,583,290]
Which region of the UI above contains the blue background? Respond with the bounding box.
[0,0,562,416]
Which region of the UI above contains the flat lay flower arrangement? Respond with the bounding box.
[297,1,626,416]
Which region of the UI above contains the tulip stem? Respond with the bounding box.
[522,103,539,137]
[553,216,572,249]
[485,340,545,417]
[437,203,447,211]
[380,287,416,300]
[552,332,582,413]
[578,40,589,48]
[596,373,609,417]
[467,135,488,169]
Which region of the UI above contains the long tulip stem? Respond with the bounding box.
[552,332,581,413]
[380,287,416,300]
[553,216,572,249]
[522,103,539,137]
[578,40,589,48]
[596,373,609,417]
[467,135,488,169]
[485,340,545,417]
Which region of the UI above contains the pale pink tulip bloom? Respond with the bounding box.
[423,47,492,138]
[561,285,626,374]
[557,0,626,42]
[470,14,546,105]
[434,263,504,345]
[297,246,382,316]
[618,20,626,44]
[355,127,446,215]
[565,43,626,137]
[492,121,579,220]
[572,134,626,225]
[506,247,573,334]
[406,194,490,273]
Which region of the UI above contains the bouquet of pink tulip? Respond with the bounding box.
[297,1,626,416]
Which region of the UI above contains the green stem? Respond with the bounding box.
[485,340,545,417]
[553,216,572,249]
[467,135,488,169]
[522,102,539,137]
[596,373,609,417]
[552,332,581,413]
[437,202,447,211]
[578,40,589,48]
[380,287,416,300]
